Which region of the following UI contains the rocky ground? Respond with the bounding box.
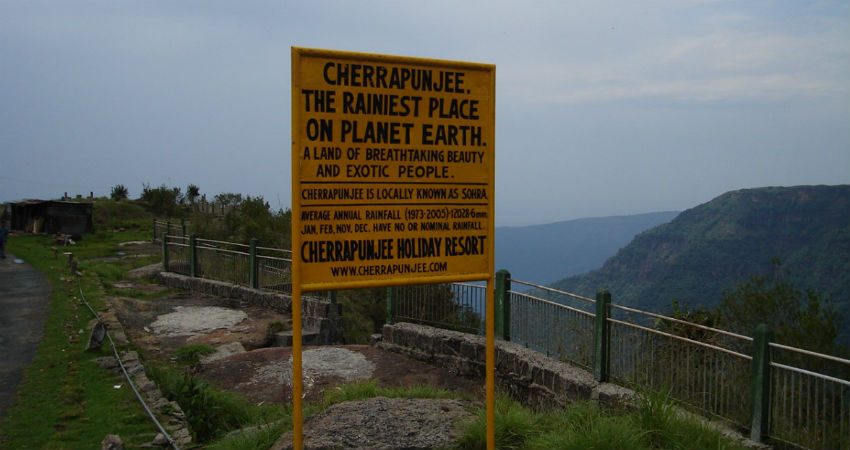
[104,252,483,449]
[271,397,476,450]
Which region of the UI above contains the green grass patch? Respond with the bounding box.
[147,363,287,444]
[319,379,457,410]
[173,343,216,367]
[0,234,158,449]
[454,392,748,450]
[205,421,288,450]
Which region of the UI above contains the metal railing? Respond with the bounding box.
[607,302,754,428]
[153,219,186,242]
[768,343,850,450]
[195,238,251,285]
[391,282,485,335]
[163,235,190,275]
[494,278,848,450]
[161,235,293,294]
[397,272,848,450]
[510,280,595,370]
[156,228,849,449]
[257,246,293,294]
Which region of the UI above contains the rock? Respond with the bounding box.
[86,321,107,351]
[151,433,169,446]
[200,341,247,364]
[93,356,119,370]
[127,263,162,280]
[101,434,124,450]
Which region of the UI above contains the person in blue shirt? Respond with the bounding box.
[0,219,8,259]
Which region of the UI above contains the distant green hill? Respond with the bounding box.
[495,211,679,285]
[550,185,850,338]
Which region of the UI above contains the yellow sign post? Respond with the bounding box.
[291,47,496,450]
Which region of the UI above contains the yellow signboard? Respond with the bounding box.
[292,47,495,290]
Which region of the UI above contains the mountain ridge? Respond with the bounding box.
[548,185,850,332]
[495,211,680,285]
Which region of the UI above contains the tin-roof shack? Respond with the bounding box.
[9,200,93,236]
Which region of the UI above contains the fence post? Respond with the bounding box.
[249,238,258,289]
[495,270,511,340]
[181,218,186,236]
[594,290,611,382]
[152,218,157,242]
[161,232,169,271]
[386,287,395,324]
[189,234,197,278]
[750,323,773,443]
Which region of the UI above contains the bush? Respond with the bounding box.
[139,183,183,217]
[110,185,129,201]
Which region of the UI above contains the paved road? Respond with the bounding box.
[0,253,50,418]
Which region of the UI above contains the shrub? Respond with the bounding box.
[110,185,129,201]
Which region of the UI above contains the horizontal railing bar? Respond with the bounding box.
[608,317,752,360]
[453,282,486,290]
[511,279,596,304]
[769,342,850,365]
[257,246,292,253]
[610,302,753,343]
[196,247,249,257]
[257,255,292,263]
[770,361,850,386]
[195,238,250,248]
[510,291,595,317]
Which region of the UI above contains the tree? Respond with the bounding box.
[139,183,183,217]
[718,259,845,358]
[110,184,129,201]
[186,184,200,207]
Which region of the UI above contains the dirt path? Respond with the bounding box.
[0,254,50,418]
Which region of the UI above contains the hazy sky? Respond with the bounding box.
[2,1,848,226]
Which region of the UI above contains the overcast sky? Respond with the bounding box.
[2,1,848,226]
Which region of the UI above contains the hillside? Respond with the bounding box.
[550,185,850,329]
[495,211,679,285]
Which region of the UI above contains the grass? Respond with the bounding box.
[173,343,217,367]
[0,233,159,449]
[454,392,748,450]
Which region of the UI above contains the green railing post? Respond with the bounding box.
[161,232,169,271]
[249,238,258,289]
[495,269,511,340]
[594,290,612,382]
[750,323,773,443]
[386,287,395,325]
[189,234,197,278]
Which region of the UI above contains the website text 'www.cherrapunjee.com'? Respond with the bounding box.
[330,260,448,277]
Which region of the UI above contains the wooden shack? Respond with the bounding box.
[9,200,93,235]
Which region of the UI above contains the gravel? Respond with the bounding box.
[272,397,476,450]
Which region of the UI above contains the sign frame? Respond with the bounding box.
[291,46,496,450]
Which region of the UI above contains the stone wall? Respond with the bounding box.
[156,272,343,345]
[375,322,634,410]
